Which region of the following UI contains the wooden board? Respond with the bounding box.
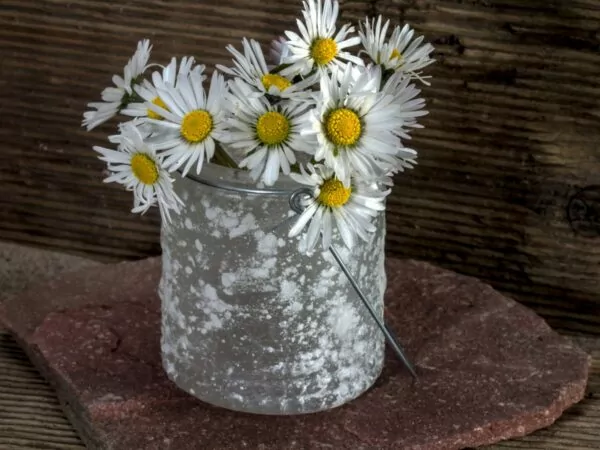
[2,0,600,332]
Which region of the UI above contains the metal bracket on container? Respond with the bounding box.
[289,188,418,379]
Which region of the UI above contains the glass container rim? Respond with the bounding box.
[181,163,302,196]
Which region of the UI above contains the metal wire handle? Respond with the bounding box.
[289,188,418,379]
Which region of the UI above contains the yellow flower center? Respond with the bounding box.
[318,178,352,208]
[261,73,292,92]
[147,97,168,120]
[310,38,338,66]
[256,111,290,146]
[324,108,362,147]
[130,153,159,185]
[180,110,213,143]
[391,48,402,60]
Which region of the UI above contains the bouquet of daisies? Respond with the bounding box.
[83,0,434,253]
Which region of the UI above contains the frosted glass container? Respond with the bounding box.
[158,164,387,415]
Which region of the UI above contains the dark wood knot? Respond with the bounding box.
[567,186,600,237]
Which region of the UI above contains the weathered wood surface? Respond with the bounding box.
[2,0,600,332]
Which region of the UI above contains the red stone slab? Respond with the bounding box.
[0,257,590,450]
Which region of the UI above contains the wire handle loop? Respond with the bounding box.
[289,188,418,379]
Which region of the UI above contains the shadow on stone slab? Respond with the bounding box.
[0,257,591,450]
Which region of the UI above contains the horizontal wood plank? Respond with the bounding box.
[2,0,600,333]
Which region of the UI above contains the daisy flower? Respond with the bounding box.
[223,79,314,186]
[217,38,315,100]
[121,56,205,120]
[144,70,229,177]
[83,39,152,130]
[304,64,410,186]
[381,69,429,139]
[107,117,153,145]
[288,164,389,253]
[359,16,434,82]
[93,123,182,223]
[269,36,291,66]
[281,0,363,77]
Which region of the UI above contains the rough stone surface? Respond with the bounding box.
[0,257,591,450]
[0,241,100,297]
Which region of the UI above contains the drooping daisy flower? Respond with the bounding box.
[269,36,291,66]
[281,0,363,77]
[381,69,429,139]
[217,38,315,100]
[304,64,413,186]
[143,70,229,177]
[288,164,389,252]
[359,16,434,82]
[83,39,152,130]
[93,123,183,223]
[223,79,314,186]
[121,57,205,120]
[108,117,153,145]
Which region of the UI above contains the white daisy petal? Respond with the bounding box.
[92,123,181,223]
[82,39,154,129]
[218,37,315,101]
[281,0,362,77]
[269,36,291,65]
[333,208,355,249]
[263,150,281,185]
[321,209,333,250]
[289,201,318,237]
[147,71,230,177]
[223,80,313,185]
[359,15,434,81]
[288,164,389,253]
[304,206,325,252]
[307,65,427,180]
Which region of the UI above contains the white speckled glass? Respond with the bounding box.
[159,164,387,414]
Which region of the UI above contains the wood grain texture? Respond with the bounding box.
[0,333,84,449]
[2,0,600,332]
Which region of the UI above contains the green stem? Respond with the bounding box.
[212,145,239,169]
[381,67,396,89]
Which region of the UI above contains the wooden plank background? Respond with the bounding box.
[2,0,600,333]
